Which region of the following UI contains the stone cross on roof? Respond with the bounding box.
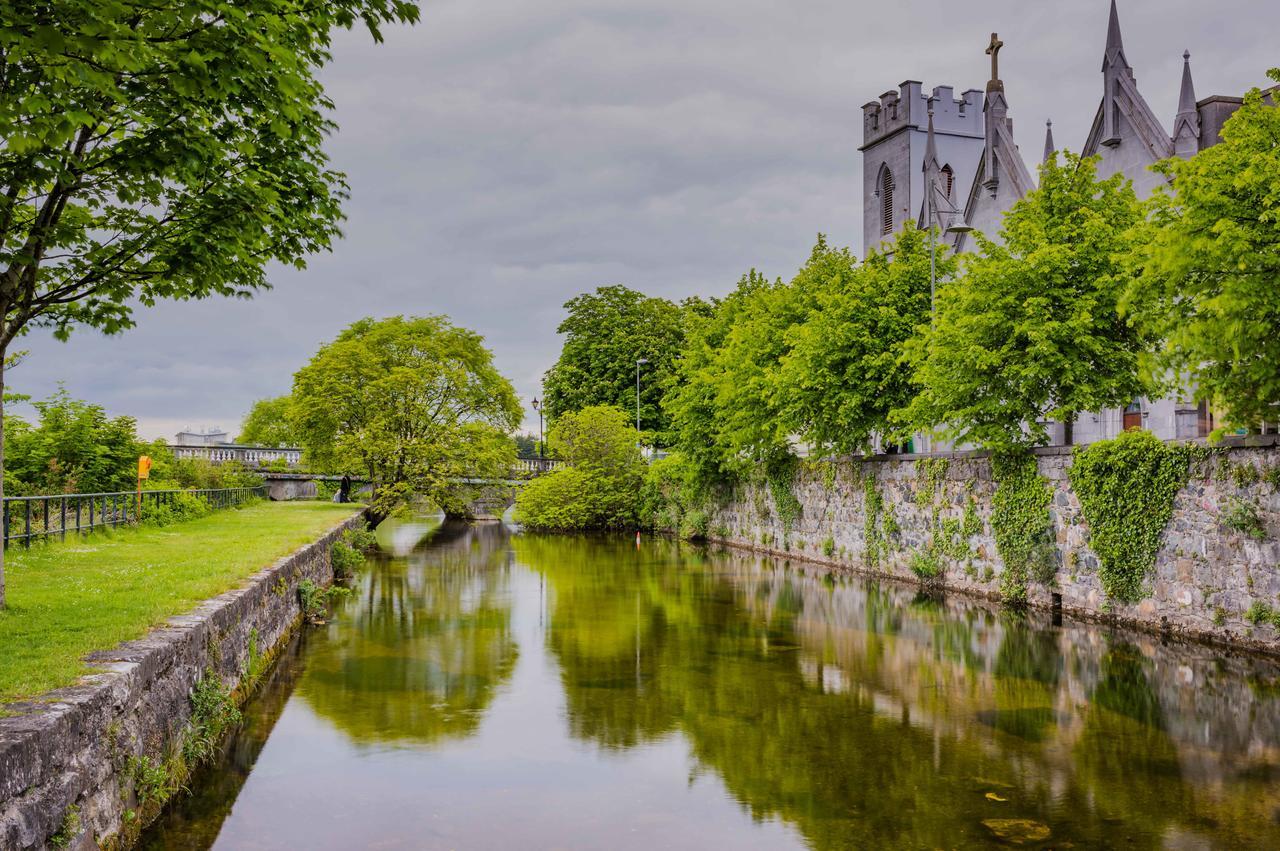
[986,32,1004,91]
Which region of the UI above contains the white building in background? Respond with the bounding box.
[171,428,302,467]
[859,0,1275,451]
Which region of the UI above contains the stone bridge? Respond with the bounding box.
[261,458,563,519]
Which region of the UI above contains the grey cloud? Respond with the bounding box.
[14,0,1273,438]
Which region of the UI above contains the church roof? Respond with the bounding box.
[1082,0,1173,164]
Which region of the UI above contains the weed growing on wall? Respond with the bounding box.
[1246,600,1280,629]
[991,452,1054,605]
[49,805,80,849]
[1069,430,1191,603]
[183,669,242,765]
[909,550,942,581]
[1222,498,1268,541]
[298,579,350,621]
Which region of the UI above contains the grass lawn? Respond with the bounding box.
[0,500,359,706]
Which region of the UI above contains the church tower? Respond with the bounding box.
[860,81,984,256]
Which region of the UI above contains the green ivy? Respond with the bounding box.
[991,451,1054,605]
[962,497,982,538]
[937,517,969,560]
[1068,429,1192,603]
[915,457,950,504]
[1266,465,1280,492]
[766,455,803,533]
[863,474,884,568]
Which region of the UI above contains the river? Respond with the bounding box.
[140,518,1280,849]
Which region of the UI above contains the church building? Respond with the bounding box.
[860,0,1256,448]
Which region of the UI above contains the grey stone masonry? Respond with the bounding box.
[0,510,366,850]
[710,441,1280,652]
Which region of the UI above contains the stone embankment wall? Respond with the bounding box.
[710,441,1280,649]
[0,511,366,850]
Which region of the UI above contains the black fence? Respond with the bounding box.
[2,487,267,549]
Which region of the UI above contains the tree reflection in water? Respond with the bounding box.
[517,534,1280,849]
[299,521,519,746]
[141,525,1280,850]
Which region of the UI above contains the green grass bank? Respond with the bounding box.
[0,500,357,705]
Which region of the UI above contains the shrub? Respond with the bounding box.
[330,540,364,579]
[140,490,213,526]
[515,467,640,532]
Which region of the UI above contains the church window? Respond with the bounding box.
[941,164,954,199]
[879,166,895,235]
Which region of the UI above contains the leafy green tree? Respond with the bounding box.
[5,387,143,494]
[237,396,299,447]
[662,270,773,487]
[291,316,521,523]
[0,0,419,605]
[779,226,947,454]
[514,405,644,531]
[898,153,1147,450]
[542,286,687,441]
[1125,69,1280,430]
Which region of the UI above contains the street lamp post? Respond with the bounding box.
[635,358,648,444]
[531,397,544,461]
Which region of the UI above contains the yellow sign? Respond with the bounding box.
[137,456,152,479]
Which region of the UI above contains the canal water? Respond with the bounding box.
[141,519,1280,849]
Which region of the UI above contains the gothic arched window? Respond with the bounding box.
[941,164,955,199]
[879,166,895,235]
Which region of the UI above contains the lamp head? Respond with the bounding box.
[944,214,974,235]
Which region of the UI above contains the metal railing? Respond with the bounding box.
[513,458,565,476]
[2,486,267,549]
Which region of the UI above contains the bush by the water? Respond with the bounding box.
[514,406,643,531]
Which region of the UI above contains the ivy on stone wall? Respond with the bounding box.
[991,452,1054,605]
[915,458,950,504]
[863,473,884,568]
[766,455,803,534]
[1068,429,1191,603]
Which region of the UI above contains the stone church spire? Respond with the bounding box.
[1100,0,1133,146]
[922,99,945,231]
[1172,50,1201,158]
[1043,120,1055,163]
[982,33,1008,196]
[1104,0,1127,70]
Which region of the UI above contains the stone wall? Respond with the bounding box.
[0,510,366,850]
[709,441,1280,650]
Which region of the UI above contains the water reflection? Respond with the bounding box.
[300,521,518,746]
[143,523,1280,850]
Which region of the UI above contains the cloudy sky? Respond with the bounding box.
[13,0,1272,439]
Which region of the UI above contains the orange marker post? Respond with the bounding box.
[136,455,152,521]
